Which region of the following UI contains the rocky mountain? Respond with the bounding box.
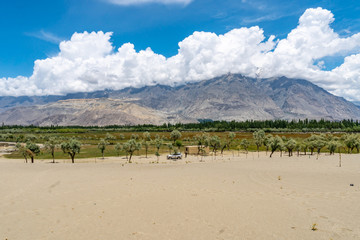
[0,74,359,126]
[0,98,190,126]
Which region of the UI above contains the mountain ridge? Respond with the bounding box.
[0,74,359,126]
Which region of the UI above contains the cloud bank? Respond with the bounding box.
[2,7,360,101]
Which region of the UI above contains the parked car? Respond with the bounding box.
[167,152,182,160]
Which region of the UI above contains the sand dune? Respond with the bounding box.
[1,152,360,240]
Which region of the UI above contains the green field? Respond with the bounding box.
[2,125,356,160]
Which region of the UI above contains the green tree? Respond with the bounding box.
[305,135,318,155]
[209,135,221,156]
[314,138,326,155]
[220,132,236,154]
[25,134,37,142]
[175,139,182,151]
[123,139,142,163]
[327,141,339,155]
[300,142,308,155]
[227,132,236,150]
[142,141,151,158]
[285,138,297,157]
[194,133,209,155]
[344,133,358,153]
[307,141,316,155]
[42,135,49,142]
[115,143,122,156]
[240,139,250,153]
[26,141,40,163]
[253,130,265,154]
[5,133,14,141]
[166,143,174,154]
[105,133,116,144]
[170,130,182,143]
[264,134,272,155]
[279,141,285,157]
[61,138,81,163]
[45,137,58,163]
[220,138,227,155]
[142,132,151,158]
[98,138,109,159]
[16,135,24,143]
[153,135,163,153]
[16,143,31,163]
[269,136,282,158]
[131,134,139,140]
[355,138,360,153]
[240,139,250,158]
[143,131,151,141]
[305,134,326,158]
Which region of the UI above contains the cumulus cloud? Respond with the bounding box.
[106,0,193,6]
[2,7,360,101]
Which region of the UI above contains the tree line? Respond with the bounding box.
[15,130,184,164]
[13,129,360,165]
[3,118,360,133]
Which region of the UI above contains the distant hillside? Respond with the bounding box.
[113,74,360,121]
[0,74,359,126]
[0,98,193,126]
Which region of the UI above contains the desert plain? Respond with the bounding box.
[0,151,359,240]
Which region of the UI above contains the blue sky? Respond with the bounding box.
[1,0,360,100]
[1,0,358,77]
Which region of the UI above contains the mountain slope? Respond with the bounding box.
[113,74,360,121]
[0,98,190,126]
[0,74,359,126]
[260,76,360,120]
[114,75,283,120]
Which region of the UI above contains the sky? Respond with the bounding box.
[1,0,360,101]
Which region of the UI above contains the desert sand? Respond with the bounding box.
[1,151,360,240]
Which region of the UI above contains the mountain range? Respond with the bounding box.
[0,74,359,126]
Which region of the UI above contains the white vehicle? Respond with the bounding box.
[167,152,182,160]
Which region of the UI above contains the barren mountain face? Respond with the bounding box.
[0,74,359,126]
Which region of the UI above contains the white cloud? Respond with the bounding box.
[106,0,193,6]
[2,7,360,101]
[256,7,360,100]
[59,31,113,59]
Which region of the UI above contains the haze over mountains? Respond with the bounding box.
[0,74,359,126]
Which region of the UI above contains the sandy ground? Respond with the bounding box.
[0,151,360,240]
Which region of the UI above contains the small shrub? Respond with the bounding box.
[311,223,318,231]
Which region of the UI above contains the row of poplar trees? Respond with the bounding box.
[15,129,360,163]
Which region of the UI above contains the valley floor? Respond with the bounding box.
[0,152,360,240]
